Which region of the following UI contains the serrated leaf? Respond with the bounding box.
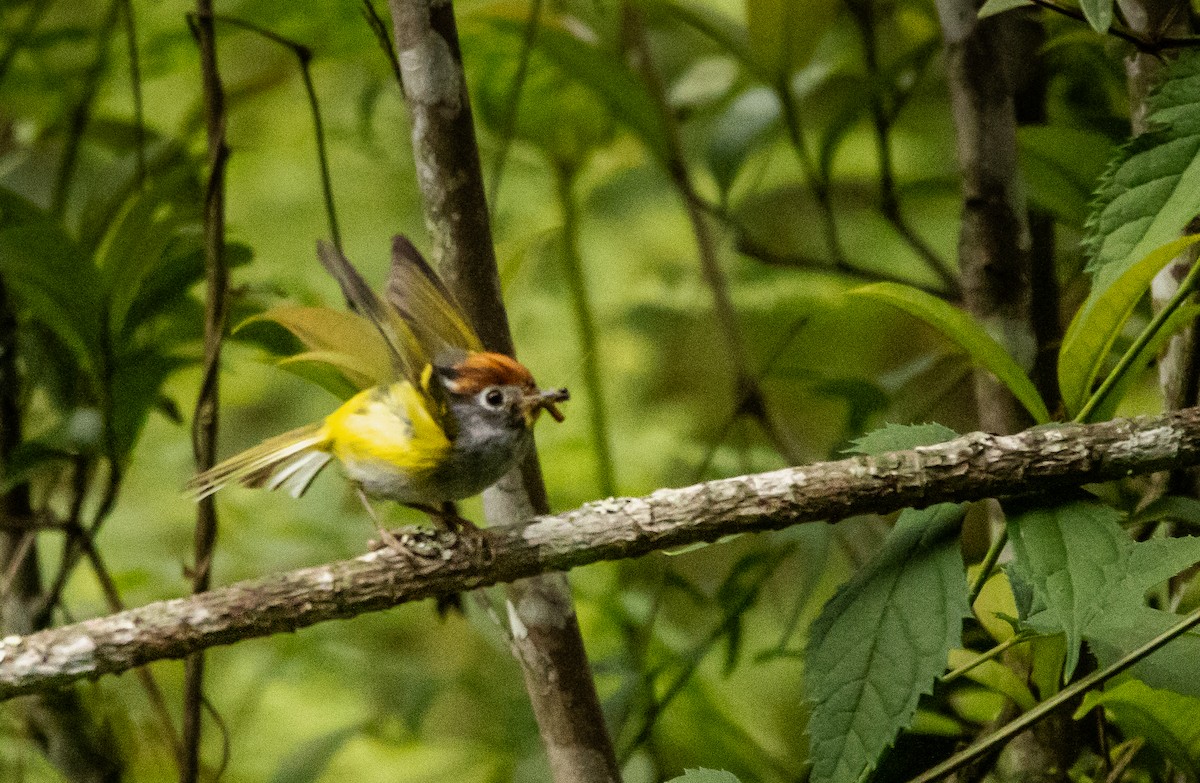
[238,307,392,389]
[846,422,958,456]
[849,283,1050,423]
[1086,51,1200,277]
[1079,0,1114,31]
[1059,234,1200,418]
[667,768,743,783]
[1077,681,1200,779]
[977,0,1034,18]
[1006,499,1200,683]
[805,503,970,783]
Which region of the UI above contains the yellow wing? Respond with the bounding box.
[386,236,483,363]
[316,240,427,388]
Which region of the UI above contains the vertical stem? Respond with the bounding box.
[385,1,620,780]
[555,166,616,496]
[185,2,230,781]
[487,0,544,211]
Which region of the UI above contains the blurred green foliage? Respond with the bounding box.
[0,0,1191,780]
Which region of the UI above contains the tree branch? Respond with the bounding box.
[2,409,1200,698]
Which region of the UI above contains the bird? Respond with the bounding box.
[187,235,568,539]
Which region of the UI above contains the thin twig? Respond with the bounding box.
[361,0,404,89]
[192,12,342,249]
[1027,0,1200,51]
[847,2,958,294]
[185,3,231,781]
[967,529,1007,605]
[939,632,1032,684]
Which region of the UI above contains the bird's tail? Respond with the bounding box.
[186,423,333,500]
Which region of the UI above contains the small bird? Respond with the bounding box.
[187,236,568,536]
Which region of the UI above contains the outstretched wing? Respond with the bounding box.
[386,236,483,365]
[317,239,458,438]
[316,240,425,386]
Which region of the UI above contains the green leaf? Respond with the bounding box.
[1076,680,1200,779]
[849,283,1050,424]
[1006,499,1200,682]
[1133,495,1200,530]
[1086,51,1200,277]
[268,723,362,783]
[0,223,104,387]
[1079,0,1114,31]
[466,14,618,165]
[977,0,1034,18]
[1087,607,1200,697]
[1084,302,1200,422]
[666,768,743,783]
[654,0,758,73]
[846,422,958,456]
[109,350,187,458]
[1059,234,1200,417]
[237,307,392,389]
[947,649,1037,711]
[806,504,971,783]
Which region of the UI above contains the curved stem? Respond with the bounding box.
[1076,251,1200,423]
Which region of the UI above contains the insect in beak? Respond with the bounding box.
[525,387,570,423]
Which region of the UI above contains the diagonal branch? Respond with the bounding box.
[3,408,1200,699]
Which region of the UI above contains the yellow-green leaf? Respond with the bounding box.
[849,283,1050,424]
[1059,234,1200,417]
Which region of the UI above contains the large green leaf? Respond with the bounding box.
[1059,234,1200,418]
[849,283,1050,423]
[237,307,392,392]
[805,504,970,783]
[706,87,781,193]
[1085,51,1200,277]
[1006,499,1200,685]
[1076,680,1200,780]
[268,724,363,783]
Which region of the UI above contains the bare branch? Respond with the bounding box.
[3,409,1200,699]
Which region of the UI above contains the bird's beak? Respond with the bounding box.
[526,387,569,424]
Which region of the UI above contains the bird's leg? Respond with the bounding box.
[357,485,409,554]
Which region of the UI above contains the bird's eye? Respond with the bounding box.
[482,387,505,408]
